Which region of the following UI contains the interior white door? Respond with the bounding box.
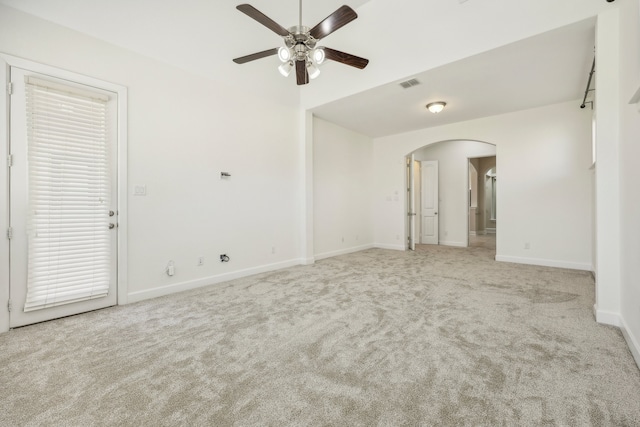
[9,67,118,328]
[421,160,439,245]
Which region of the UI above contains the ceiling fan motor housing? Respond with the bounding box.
[286,26,318,61]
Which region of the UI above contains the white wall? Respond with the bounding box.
[618,0,640,367]
[313,117,373,259]
[413,141,496,247]
[594,7,622,327]
[373,101,593,270]
[0,4,303,332]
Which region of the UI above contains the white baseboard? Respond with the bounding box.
[594,305,622,327]
[127,258,304,304]
[594,306,640,371]
[374,243,406,251]
[315,244,374,261]
[469,231,477,236]
[495,255,592,271]
[621,318,640,370]
[439,241,467,248]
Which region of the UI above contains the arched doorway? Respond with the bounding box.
[405,140,496,251]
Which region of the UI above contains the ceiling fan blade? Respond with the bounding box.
[296,60,309,85]
[323,47,369,69]
[233,48,279,64]
[236,4,290,37]
[309,5,358,40]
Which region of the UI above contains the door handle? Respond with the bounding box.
[109,210,115,217]
[109,223,115,229]
[434,212,438,215]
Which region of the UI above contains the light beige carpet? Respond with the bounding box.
[1,245,639,426]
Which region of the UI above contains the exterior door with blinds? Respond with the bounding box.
[9,67,118,328]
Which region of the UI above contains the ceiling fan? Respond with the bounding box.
[232,1,369,85]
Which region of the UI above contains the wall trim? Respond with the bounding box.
[621,318,640,370]
[486,228,496,234]
[374,243,406,251]
[127,258,304,304]
[439,241,467,248]
[315,244,374,261]
[300,257,315,265]
[594,305,622,327]
[594,305,640,371]
[496,255,592,271]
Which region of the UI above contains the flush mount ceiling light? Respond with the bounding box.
[232,1,369,85]
[426,102,447,114]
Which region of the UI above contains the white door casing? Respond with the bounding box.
[421,160,439,245]
[413,160,422,245]
[408,155,416,250]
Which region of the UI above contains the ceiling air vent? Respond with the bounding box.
[399,78,420,89]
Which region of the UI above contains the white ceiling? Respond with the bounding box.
[0,0,370,82]
[1,0,596,138]
[312,17,596,137]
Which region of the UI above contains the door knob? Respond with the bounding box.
[109,223,115,229]
[434,212,438,215]
[109,210,115,217]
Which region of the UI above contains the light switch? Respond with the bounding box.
[134,185,147,196]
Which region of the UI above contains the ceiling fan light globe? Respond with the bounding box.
[312,48,325,64]
[278,47,292,62]
[308,63,321,80]
[278,61,293,77]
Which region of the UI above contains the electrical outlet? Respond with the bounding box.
[197,257,204,266]
[341,237,344,243]
[271,246,276,254]
[166,261,175,276]
[524,242,530,250]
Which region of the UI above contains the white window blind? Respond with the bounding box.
[24,76,112,312]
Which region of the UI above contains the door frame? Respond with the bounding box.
[406,155,418,250]
[467,154,497,248]
[0,53,129,333]
[404,154,416,251]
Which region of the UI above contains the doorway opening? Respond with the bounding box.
[468,156,496,252]
[405,140,496,251]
